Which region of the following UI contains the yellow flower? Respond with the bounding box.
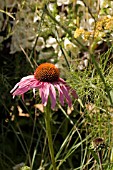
[74,16,113,42]
[74,28,85,38]
[74,28,91,41]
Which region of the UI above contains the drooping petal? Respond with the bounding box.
[10,82,19,93]
[39,82,50,106]
[12,86,30,96]
[60,84,72,107]
[54,84,64,106]
[39,86,43,98]
[10,75,42,97]
[19,77,41,89]
[66,85,78,99]
[70,89,78,99]
[33,88,35,97]
[21,75,34,81]
[43,83,50,106]
[49,84,56,109]
[59,78,66,84]
[28,80,42,89]
[59,77,78,99]
[18,75,35,88]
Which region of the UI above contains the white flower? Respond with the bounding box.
[48,3,55,11]
[99,0,104,8]
[57,0,72,6]
[88,18,95,26]
[46,37,58,51]
[55,15,61,22]
[64,38,76,50]
[33,14,41,22]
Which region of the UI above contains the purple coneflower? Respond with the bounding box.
[10,63,78,109]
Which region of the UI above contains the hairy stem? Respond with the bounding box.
[44,104,56,170]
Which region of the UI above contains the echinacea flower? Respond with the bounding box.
[10,63,78,109]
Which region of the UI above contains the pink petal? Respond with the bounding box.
[10,82,19,93]
[39,86,43,98]
[60,84,72,107]
[21,75,34,81]
[66,85,78,99]
[59,78,78,99]
[18,75,35,87]
[70,89,78,99]
[39,82,50,106]
[59,78,66,84]
[10,75,42,96]
[49,84,56,109]
[19,78,40,89]
[28,81,42,88]
[54,84,64,106]
[12,86,30,96]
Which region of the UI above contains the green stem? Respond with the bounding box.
[97,151,103,170]
[44,4,113,106]
[91,54,113,105]
[44,104,56,170]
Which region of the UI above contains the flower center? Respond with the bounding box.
[34,63,60,82]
